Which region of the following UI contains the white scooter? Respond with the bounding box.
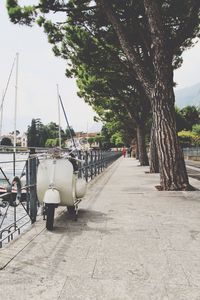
[36,151,86,230]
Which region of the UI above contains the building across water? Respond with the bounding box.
[0,132,27,147]
[65,132,101,150]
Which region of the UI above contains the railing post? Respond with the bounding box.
[85,151,89,182]
[29,149,37,223]
[26,160,30,214]
[97,150,100,174]
[103,151,106,168]
[77,150,82,178]
[94,150,97,177]
[90,150,93,180]
[13,152,16,177]
[14,206,17,231]
[100,150,103,172]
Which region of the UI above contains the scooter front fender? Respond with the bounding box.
[43,189,61,204]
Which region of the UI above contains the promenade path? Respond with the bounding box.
[1,157,200,299]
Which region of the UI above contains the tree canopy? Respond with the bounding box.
[27,118,72,147]
[7,0,200,190]
[176,105,200,131]
[0,137,13,146]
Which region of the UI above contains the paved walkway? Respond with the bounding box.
[1,157,200,300]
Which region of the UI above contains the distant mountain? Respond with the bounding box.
[175,82,200,108]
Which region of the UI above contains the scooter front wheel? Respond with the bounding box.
[46,204,56,230]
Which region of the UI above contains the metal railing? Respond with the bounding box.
[0,154,34,248]
[0,212,31,248]
[77,150,122,181]
[0,148,121,247]
[183,147,200,157]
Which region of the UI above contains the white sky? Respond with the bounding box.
[0,1,200,134]
[0,0,98,135]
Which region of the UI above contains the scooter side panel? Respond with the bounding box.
[37,158,75,206]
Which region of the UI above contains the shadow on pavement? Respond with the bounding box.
[52,208,113,235]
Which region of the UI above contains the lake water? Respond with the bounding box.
[0,152,31,247]
[0,152,28,186]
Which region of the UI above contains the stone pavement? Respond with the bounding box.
[1,157,200,300]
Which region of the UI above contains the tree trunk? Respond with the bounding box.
[152,84,190,190]
[143,0,191,190]
[131,138,138,159]
[136,124,149,166]
[149,121,159,173]
[97,0,191,190]
[135,136,139,160]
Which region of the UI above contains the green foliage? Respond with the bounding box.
[65,127,76,139]
[175,107,190,131]
[87,137,95,146]
[6,0,151,147]
[178,130,200,147]
[7,0,36,25]
[27,118,40,147]
[180,106,200,130]
[45,122,59,139]
[94,135,103,148]
[100,125,114,149]
[0,137,13,146]
[178,130,194,147]
[6,0,200,156]
[45,138,60,148]
[192,124,200,135]
[110,132,124,147]
[27,119,69,147]
[6,1,200,66]
[175,105,200,131]
[100,120,131,149]
[193,135,200,146]
[177,112,200,146]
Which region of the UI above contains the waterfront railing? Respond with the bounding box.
[0,148,121,248]
[183,147,200,156]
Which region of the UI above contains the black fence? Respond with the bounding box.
[0,149,121,247]
[183,147,200,157]
[77,150,122,181]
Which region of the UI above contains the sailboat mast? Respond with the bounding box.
[0,91,4,139]
[57,84,62,148]
[0,56,16,139]
[14,52,19,151]
[58,93,77,151]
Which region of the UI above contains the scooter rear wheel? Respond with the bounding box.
[67,205,75,214]
[67,205,77,221]
[46,204,55,230]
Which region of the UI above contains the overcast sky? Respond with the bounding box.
[0,1,200,135]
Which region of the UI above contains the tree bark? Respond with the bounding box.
[144,0,191,190]
[136,124,149,166]
[135,139,139,160]
[97,0,191,190]
[152,83,190,190]
[149,121,159,173]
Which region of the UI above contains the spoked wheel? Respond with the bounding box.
[46,204,56,230]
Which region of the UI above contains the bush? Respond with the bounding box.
[178,130,195,147]
[192,135,200,146]
[45,138,59,148]
[0,137,13,146]
[178,130,200,147]
[192,124,200,135]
